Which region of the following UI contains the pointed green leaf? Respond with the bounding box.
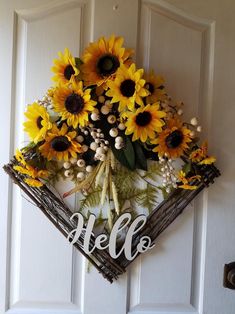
[123,137,135,170]
[133,141,147,171]
[182,161,192,175]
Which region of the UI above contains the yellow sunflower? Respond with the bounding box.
[52,80,97,128]
[81,35,133,87]
[23,103,52,143]
[125,103,166,142]
[51,48,79,85]
[144,70,167,103]
[39,123,81,161]
[106,63,149,112]
[152,118,192,158]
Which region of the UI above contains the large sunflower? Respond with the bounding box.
[152,118,192,158]
[51,48,79,85]
[125,103,166,142]
[144,70,167,103]
[23,103,52,143]
[39,123,81,161]
[106,63,149,112]
[81,35,133,87]
[52,80,96,128]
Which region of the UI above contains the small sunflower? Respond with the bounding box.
[15,148,26,166]
[144,70,167,103]
[177,170,201,190]
[51,48,79,85]
[81,35,133,87]
[13,149,49,187]
[23,103,52,143]
[39,123,81,161]
[24,178,44,188]
[106,63,149,112]
[52,80,97,128]
[189,141,216,165]
[125,103,166,142]
[152,119,192,158]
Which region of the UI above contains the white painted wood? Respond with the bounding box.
[0,0,91,313]
[130,1,235,314]
[0,1,235,314]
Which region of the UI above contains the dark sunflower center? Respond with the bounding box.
[96,53,120,77]
[165,130,183,149]
[145,82,155,94]
[65,93,84,114]
[51,136,71,152]
[120,79,136,97]
[135,111,152,126]
[37,116,43,129]
[64,65,75,80]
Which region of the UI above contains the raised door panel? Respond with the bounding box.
[128,1,215,313]
[7,1,89,313]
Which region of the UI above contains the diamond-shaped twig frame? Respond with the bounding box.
[3,159,220,283]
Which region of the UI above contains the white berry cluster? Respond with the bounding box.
[189,117,202,138]
[160,97,184,119]
[89,127,109,161]
[159,155,178,193]
[63,156,94,180]
[91,94,127,150]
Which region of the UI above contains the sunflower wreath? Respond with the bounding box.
[4,35,220,282]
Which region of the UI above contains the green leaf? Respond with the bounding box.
[182,161,192,175]
[133,141,147,171]
[111,137,135,171]
[79,187,102,212]
[135,183,158,214]
[142,161,161,180]
[123,137,135,170]
[111,146,131,169]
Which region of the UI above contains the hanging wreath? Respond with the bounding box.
[4,35,220,282]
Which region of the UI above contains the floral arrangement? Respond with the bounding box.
[13,35,216,228]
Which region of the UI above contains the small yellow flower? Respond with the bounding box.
[14,165,35,177]
[190,141,216,165]
[177,170,200,190]
[15,149,26,166]
[51,48,79,85]
[179,184,197,190]
[13,149,49,188]
[24,178,43,188]
[199,156,216,165]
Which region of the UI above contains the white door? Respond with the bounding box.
[0,0,234,313]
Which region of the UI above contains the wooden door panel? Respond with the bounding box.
[129,1,215,313]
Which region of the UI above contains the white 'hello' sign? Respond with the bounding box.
[67,212,155,261]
